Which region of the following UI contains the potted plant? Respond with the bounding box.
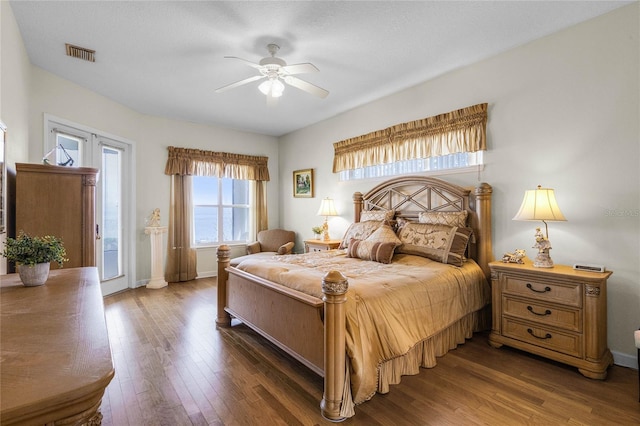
[1,232,67,286]
[312,226,323,240]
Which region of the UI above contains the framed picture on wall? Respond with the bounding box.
[293,169,314,198]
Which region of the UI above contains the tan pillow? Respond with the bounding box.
[418,211,468,228]
[246,241,261,254]
[347,238,396,264]
[360,209,395,222]
[277,241,295,255]
[339,221,382,249]
[394,217,414,234]
[396,222,473,266]
[365,224,402,246]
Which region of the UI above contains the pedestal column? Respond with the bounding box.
[145,226,168,289]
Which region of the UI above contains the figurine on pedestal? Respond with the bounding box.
[145,208,168,289]
[533,227,553,268]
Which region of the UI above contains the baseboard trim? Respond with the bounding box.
[612,349,638,370]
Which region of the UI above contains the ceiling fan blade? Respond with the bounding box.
[283,76,329,98]
[215,75,265,93]
[224,56,263,70]
[281,62,319,75]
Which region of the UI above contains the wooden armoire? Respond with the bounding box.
[16,163,98,268]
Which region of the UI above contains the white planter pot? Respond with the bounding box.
[18,263,51,286]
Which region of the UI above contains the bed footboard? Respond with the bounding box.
[216,246,350,422]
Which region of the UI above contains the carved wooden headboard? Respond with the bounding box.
[353,176,493,279]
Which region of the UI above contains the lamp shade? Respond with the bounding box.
[317,198,338,217]
[513,185,567,222]
[258,78,284,97]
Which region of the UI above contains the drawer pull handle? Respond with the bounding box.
[527,306,552,316]
[527,328,552,340]
[526,283,551,293]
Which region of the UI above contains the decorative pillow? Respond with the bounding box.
[365,224,402,246]
[360,209,395,222]
[396,222,473,266]
[418,211,468,228]
[394,217,414,234]
[246,241,261,255]
[277,242,295,255]
[347,238,396,264]
[339,221,382,249]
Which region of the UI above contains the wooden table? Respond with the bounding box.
[0,267,114,425]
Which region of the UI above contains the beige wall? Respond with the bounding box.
[279,4,639,364]
[0,0,31,273]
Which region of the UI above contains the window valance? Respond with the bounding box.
[333,103,487,173]
[165,146,270,181]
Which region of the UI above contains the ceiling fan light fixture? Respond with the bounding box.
[258,78,284,97]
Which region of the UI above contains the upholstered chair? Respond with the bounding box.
[230,229,296,267]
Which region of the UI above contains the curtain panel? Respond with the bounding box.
[332,103,487,173]
[164,146,270,181]
[165,175,198,283]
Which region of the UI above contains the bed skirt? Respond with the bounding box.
[340,306,490,417]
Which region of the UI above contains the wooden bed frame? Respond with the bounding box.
[216,176,493,421]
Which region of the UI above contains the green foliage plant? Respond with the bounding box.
[1,232,68,267]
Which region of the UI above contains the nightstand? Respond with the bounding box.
[304,239,342,253]
[488,259,613,379]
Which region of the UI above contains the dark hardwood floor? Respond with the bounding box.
[100,277,640,425]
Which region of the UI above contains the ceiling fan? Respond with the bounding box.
[215,43,329,103]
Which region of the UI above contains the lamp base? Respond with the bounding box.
[533,249,554,268]
[322,220,330,241]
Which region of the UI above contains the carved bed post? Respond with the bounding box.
[353,192,363,223]
[320,270,349,422]
[474,183,493,279]
[216,244,231,327]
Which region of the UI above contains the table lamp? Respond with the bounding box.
[513,185,567,268]
[317,198,338,241]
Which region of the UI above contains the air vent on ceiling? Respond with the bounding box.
[65,43,95,62]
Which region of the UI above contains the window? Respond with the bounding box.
[45,122,90,167]
[339,151,483,181]
[192,176,252,246]
[333,103,487,182]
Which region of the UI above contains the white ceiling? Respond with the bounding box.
[10,1,632,137]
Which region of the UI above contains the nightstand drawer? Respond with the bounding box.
[503,297,582,332]
[503,276,581,307]
[502,318,583,358]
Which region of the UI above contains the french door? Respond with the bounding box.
[94,137,130,295]
[46,116,134,295]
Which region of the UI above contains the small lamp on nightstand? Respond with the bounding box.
[513,185,567,268]
[317,197,338,241]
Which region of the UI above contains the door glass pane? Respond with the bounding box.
[56,134,81,166]
[102,146,122,280]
